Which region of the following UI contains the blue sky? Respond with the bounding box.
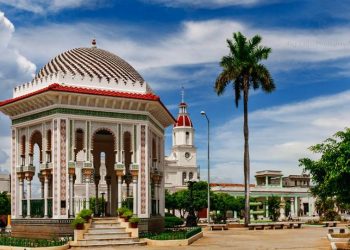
[0,0,350,185]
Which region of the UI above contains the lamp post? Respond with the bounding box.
[201,111,210,224]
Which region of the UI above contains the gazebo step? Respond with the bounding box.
[91,223,123,228]
[77,237,139,245]
[70,241,146,249]
[84,232,131,239]
[88,227,127,234]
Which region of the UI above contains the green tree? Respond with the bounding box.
[215,32,275,226]
[165,190,176,214]
[0,192,10,215]
[174,190,189,218]
[268,196,280,221]
[299,128,350,205]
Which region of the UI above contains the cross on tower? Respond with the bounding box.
[181,86,185,103]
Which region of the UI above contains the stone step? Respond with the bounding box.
[92,217,118,220]
[70,241,146,249]
[84,232,131,240]
[88,227,127,234]
[91,223,123,229]
[77,237,139,246]
[92,220,119,224]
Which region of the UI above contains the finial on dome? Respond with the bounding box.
[91,39,97,48]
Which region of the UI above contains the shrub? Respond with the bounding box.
[123,210,133,220]
[71,216,85,229]
[78,209,92,222]
[129,216,140,223]
[185,227,202,238]
[117,207,131,217]
[321,210,339,221]
[164,216,184,228]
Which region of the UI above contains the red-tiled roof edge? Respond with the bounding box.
[0,83,176,122]
[210,183,256,187]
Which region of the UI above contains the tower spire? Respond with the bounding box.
[181,86,185,103]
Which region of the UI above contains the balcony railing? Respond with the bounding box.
[22,198,52,218]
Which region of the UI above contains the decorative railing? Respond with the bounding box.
[22,198,52,218]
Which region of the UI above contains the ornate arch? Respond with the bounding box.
[29,130,43,163]
[91,127,117,151]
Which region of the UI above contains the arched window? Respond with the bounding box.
[182,172,187,185]
[189,172,193,180]
[186,131,189,145]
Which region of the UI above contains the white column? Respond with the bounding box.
[69,175,74,218]
[133,177,138,214]
[265,196,269,218]
[294,196,298,217]
[117,176,122,208]
[107,182,111,215]
[18,178,24,218]
[290,198,295,217]
[26,178,31,218]
[85,177,90,209]
[265,176,268,187]
[155,183,159,214]
[44,175,49,218]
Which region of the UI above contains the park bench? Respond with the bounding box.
[323,221,339,227]
[248,222,304,230]
[208,224,229,231]
[328,227,347,234]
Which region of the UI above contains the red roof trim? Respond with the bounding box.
[0,83,176,123]
[210,183,256,188]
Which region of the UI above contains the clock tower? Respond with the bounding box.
[164,89,198,192]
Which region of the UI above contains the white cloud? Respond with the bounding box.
[144,0,272,8]
[10,19,350,81]
[0,0,106,13]
[205,90,350,183]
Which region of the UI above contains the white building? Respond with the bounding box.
[164,96,198,192]
[0,40,174,237]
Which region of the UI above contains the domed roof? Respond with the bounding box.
[34,47,144,84]
[174,102,193,127]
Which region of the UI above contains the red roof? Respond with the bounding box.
[0,83,176,123]
[174,114,193,127]
[210,183,256,188]
[0,83,160,107]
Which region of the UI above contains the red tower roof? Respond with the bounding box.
[174,102,193,127]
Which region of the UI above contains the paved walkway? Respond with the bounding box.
[81,226,330,250]
[145,226,330,250]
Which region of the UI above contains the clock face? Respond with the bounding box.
[185,152,190,158]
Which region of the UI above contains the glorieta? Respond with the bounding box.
[0,40,175,237]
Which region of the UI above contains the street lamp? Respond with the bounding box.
[201,111,210,224]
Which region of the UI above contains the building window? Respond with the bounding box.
[186,132,189,144]
[182,172,187,185]
[189,172,193,180]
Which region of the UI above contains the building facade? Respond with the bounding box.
[164,97,198,192]
[211,170,316,219]
[0,173,10,193]
[0,41,174,236]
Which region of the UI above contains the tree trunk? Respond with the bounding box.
[243,77,250,227]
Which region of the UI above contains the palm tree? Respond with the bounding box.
[215,32,275,226]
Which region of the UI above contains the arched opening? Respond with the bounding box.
[46,130,52,163]
[123,131,133,202]
[186,131,190,145]
[75,129,84,161]
[21,135,26,166]
[92,129,115,216]
[152,138,157,168]
[182,172,187,185]
[189,172,193,180]
[30,131,42,164]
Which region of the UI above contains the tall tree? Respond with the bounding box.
[299,128,350,206]
[215,32,275,226]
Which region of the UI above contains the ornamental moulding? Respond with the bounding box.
[11,107,164,132]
